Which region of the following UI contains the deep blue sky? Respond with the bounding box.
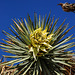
[0,0,75,58]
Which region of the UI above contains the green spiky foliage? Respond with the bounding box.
[0,58,16,75]
[0,58,2,73]
[0,12,75,75]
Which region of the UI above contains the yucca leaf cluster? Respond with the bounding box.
[0,12,75,75]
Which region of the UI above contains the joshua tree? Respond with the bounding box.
[0,58,16,75]
[58,2,75,13]
[0,12,75,75]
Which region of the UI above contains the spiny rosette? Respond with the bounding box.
[0,12,75,75]
[29,27,54,59]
